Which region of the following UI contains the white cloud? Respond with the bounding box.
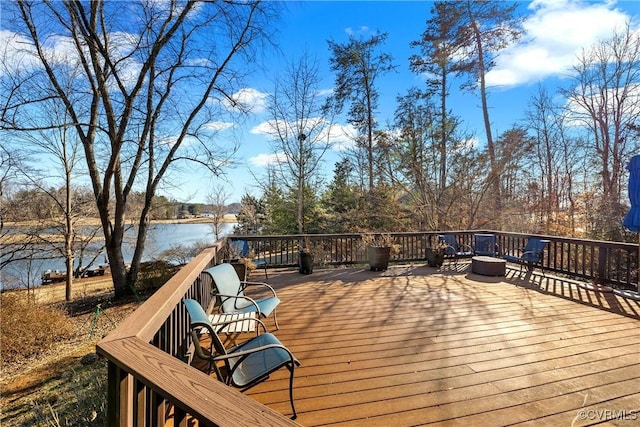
[250,119,357,152]
[203,121,234,132]
[345,26,370,37]
[323,123,358,151]
[250,120,277,135]
[223,88,268,113]
[0,29,144,90]
[317,88,334,97]
[248,152,285,167]
[0,31,38,76]
[486,0,633,87]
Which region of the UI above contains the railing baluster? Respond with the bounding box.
[100,232,637,426]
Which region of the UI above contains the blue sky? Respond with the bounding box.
[2,1,638,205]
[171,0,638,205]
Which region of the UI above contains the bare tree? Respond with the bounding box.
[431,0,522,225]
[7,91,89,300]
[562,23,640,239]
[265,54,332,233]
[392,89,441,229]
[3,1,279,297]
[207,184,230,240]
[0,145,22,234]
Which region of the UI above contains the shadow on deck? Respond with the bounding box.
[194,263,640,426]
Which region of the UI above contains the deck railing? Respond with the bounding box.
[95,240,298,426]
[97,230,638,426]
[230,231,638,289]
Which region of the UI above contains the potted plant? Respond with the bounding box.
[298,238,314,275]
[426,239,448,268]
[224,243,256,280]
[362,233,399,271]
[236,257,257,280]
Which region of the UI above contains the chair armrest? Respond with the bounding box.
[442,244,457,256]
[460,243,474,252]
[241,280,278,298]
[212,293,263,317]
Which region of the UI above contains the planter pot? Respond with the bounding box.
[426,248,444,268]
[367,246,391,271]
[298,252,314,274]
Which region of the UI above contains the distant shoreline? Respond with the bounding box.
[3,214,238,228]
[1,215,237,245]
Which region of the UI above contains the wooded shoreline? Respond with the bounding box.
[1,215,237,245]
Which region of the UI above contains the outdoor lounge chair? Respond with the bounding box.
[229,239,269,279]
[182,299,300,419]
[473,233,499,257]
[203,262,280,330]
[503,237,550,274]
[439,234,474,266]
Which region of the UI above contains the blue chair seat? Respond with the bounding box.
[203,263,280,329]
[228,333,294,388]
[183,299,299,419]
[439,234,474,267]
[503,237,549,274]
[233,295,280,318]
[229,239,269,278]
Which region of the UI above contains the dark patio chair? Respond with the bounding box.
[183,299,300,419]
[503,237,550,275]
[439,234,474,267]
[203,262,280,330]
[229,239,268,279]
[473,233,499,257]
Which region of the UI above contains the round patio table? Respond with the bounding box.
[471,256,506,276]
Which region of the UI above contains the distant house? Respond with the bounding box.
[200,212,214,218]
[177,210,193,219]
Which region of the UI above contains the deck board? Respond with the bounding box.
[197,264,640,426]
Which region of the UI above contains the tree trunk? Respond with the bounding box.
[65,169,73,302]
[470,15,501,226]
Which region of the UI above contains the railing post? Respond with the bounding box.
[106,361,134,426]
[598,245,608,283]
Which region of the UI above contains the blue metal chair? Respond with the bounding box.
[183,299,299,419]
[229,239,268,279]
[439,234,474,267]
[473,233,499,257]
[503,237,550,275]
[203,262,280,330]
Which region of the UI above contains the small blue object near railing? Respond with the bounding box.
[503,237,550,275]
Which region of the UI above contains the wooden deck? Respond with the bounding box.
[199,263,640,426]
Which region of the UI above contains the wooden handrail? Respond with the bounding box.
[96,240,298,426]
[98,231,638,425]
[99,338,293,426]
[229,231,637,288]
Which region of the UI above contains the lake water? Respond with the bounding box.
[1,222,236,290]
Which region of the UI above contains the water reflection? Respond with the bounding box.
[1,222,235,290]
